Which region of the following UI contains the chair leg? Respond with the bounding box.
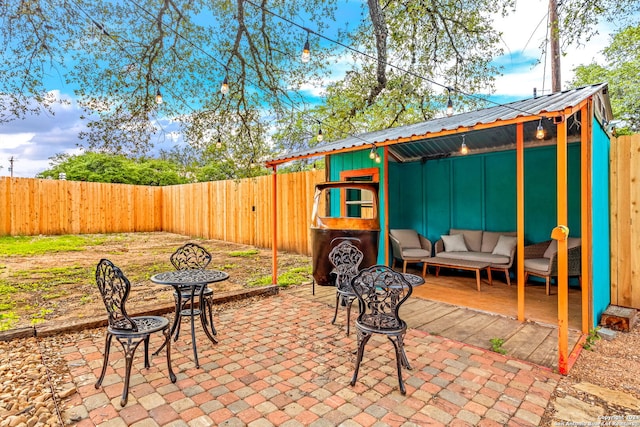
[350,329,371,387]
[345,297,354,336]
[391,259,396,269]
[504,269,511,286]
[116,336,145,407]
[143,336,151,369]
[331,292,340,325]
[402,261,407,273]
[546,277,551,295]
[95,333,113,389]
[389,335,407,395]
[163,327,177,384]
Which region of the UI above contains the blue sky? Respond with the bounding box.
[0,0,615,178]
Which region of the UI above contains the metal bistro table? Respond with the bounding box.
[151,269,229,368]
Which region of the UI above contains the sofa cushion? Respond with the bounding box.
[390,229,421,248]
[492,235,517,257]
[450,229,483,252]
[437,251,510,265]
[442,234,468,252]
[481,231,502,253]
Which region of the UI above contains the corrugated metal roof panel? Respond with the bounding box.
[266,83,609,165]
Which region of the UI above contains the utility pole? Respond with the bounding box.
[549,0,561,93]
[9,156,15,177]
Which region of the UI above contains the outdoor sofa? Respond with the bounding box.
[433,228,517,285]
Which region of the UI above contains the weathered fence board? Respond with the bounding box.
[610,134,640,309]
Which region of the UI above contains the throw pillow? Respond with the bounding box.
[492,235,517,257]
[442,234,468,252]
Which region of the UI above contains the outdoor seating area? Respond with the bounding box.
[50,288,560,425]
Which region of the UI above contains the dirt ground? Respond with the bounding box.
[0,232,312,330]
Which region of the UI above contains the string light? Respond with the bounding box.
[155,89,163,104]
[536,119,545,140]
[460,134,468,155]
[446,88,454,117]
[220,75,229,95]
[301,31,310,63]
[369,146,377,160]
[317,124,323,141]
[216,137,222,149]
[375,151,381,163]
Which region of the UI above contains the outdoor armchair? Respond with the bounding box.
[523,238,582,295]
[389,229,432,274]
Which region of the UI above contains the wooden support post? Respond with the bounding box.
[516,123,525,322]
[557,114,569,374]
[271,166,278,285]
[580,103,593,332]
[383,146,389,265]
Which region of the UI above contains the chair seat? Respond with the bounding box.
[109,316,170,336]
[524,258,551,274]
[358,314,406,333]
[402,248,430,259]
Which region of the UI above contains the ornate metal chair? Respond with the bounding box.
[328,240,364,335]
[350,265,413,395]
[95,259,176,407]
[170,243,217,339]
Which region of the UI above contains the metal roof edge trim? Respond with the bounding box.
[265,83,609,167]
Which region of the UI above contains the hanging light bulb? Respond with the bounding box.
[311,162,316,171]
[460,135,469,155]
[155,89,163,104]
[536,119,545,140]
[369,146,377,160]
[374,152,381,163]
[216,137,222,149]
[301,31,310,63]
[220,75,229,95]
[446,87,454,117]
[317,126,323,142]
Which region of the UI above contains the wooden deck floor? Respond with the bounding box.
[287,271,583,371]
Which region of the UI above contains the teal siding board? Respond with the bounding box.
[591,119,611,326]
[485,152,517,232]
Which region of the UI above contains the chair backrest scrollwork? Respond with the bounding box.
[351,265,413,329]
[328,241,364,293]
[170,243,212,270]
[95,259,137,331]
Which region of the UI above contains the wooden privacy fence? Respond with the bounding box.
[610,134,640,309]
[0,169,325,255]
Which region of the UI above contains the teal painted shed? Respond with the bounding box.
[266,83,613,373]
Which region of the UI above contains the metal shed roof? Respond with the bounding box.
[266,83,612,166]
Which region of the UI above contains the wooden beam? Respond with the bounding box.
[271,166,278,285]
[517,123,525,322]
[383,146,390,265]
[557,112,569,375]
[581,103,593,332]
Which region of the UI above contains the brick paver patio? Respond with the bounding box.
[58,291,560,426]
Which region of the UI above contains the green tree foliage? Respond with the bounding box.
[36,152,189,185]
[2,0,633,167]
[570,24,640,133]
